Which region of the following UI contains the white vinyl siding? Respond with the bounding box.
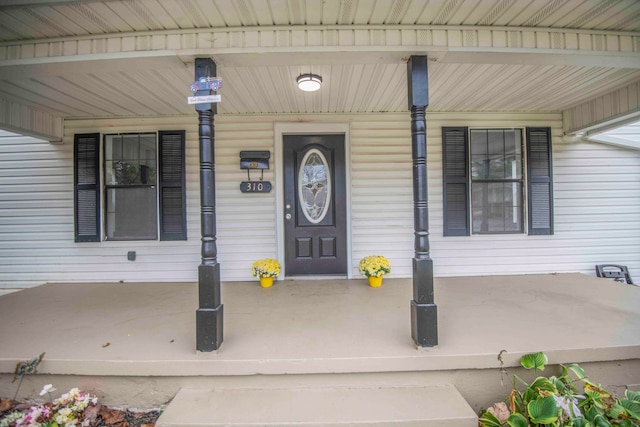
[429,113,640,277]
[350,116,414,278]
[0,135,72,295]
[0,112,639,294]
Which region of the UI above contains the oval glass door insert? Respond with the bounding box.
[298,148,331,224]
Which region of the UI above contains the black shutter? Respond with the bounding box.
[442,127,470,236]
[159,130,187,241]
[74,133,100,242]
[526,127,554,235]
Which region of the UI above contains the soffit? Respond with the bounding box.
[0,0,639,119]
[1,0,639,42]
[1,54,639,118]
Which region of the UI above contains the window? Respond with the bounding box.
[74,131,187,242]
[105,133,158,240]
[470,129,523,234]
[442,127,553,236]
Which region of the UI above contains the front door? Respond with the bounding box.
[283,134,347,276]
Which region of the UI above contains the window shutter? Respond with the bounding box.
[526,127,554,235]
[159,130,187,241]
[442,127,470,236]
[74,133,100,242]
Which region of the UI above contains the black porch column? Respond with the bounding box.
[195,58,223,352]
[407,56,438,347]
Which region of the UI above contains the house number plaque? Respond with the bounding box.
[241,181,272,193]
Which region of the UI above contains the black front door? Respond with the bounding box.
[283,134,347,276]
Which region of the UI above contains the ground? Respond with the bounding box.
[0,398,161,426]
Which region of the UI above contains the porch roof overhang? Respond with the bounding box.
[582,117,640,151]
[0,0,639,143]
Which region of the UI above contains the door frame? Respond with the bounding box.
[274,122,353,279]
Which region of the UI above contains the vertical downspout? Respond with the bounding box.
[407,56,438,347]
[195,58,223,352]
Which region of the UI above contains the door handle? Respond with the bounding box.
[285,213,292,220]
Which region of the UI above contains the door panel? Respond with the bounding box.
[283,134,347,276]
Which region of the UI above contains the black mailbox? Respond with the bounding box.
[240,151,270,170]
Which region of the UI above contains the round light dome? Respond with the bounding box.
[296,74,322,92]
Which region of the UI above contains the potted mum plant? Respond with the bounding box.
[359,255,391,287]
[251,258,281,288]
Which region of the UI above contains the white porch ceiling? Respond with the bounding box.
[0,0,639,119]
[1,0,639,39]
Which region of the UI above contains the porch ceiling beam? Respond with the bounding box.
[0,96,63,142]
[563,80,640,135]
[0,52,188,80]
[1,25,638,68]
[437,50,640,69]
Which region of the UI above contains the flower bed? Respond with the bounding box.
[0,390,161,427]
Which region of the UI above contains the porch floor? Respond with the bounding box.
[0,273,639,410]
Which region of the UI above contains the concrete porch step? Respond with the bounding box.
[156,384,477,426]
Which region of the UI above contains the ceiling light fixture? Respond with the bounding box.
[296,73,322,92]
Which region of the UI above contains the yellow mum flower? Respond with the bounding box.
[359,255,391,278]
[251,258,281,278]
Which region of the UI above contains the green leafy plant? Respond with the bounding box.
[479,352,640,427]
[520,351,548,372]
